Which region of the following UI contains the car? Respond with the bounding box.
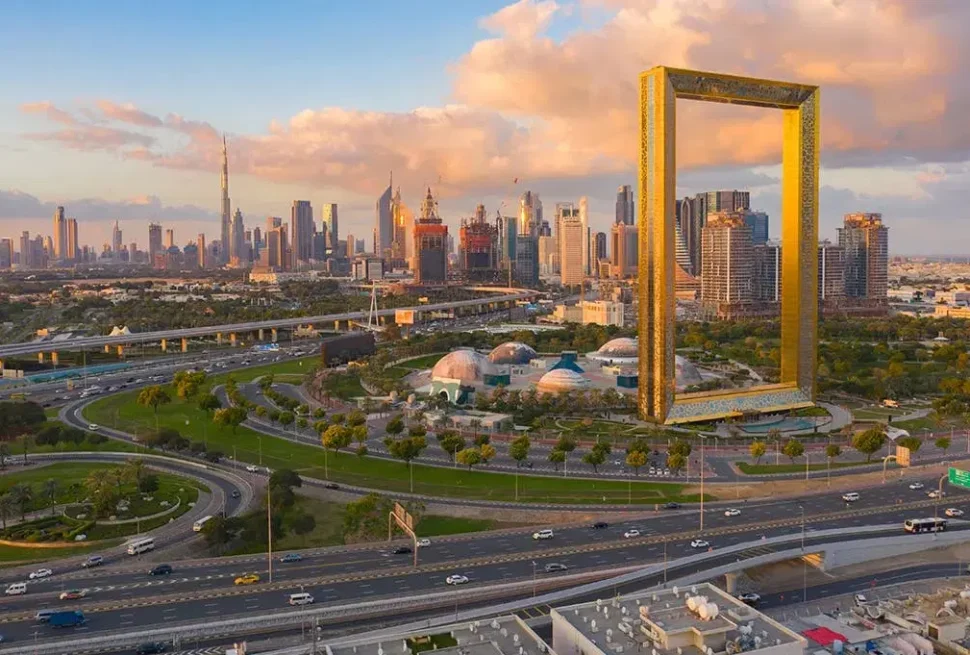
[623,529,641,538]
[231,490,241,499]
[149,564,173,576]
[81,555,103,568]
[87,424,99,431]
[544,563,568,573]
[324,482,340,490]
[135,642,168,655]
[842,492,860,502]
[591,521,609,529]
[28,568,53,580]
[662,502,681,510]
[533,529,554,540]
[737,592,761,605]
[234,573,260,585]
[929,490,947,499]
[854,593,868,606]
[446,574,469,585]
[690,539,710,549]
[246,465,259,473]
[909,482,925,490]
[393,546,412,555]
[724,508,742,517]
[945,508,964,517]
[417,538,431,547]
[59,589,87,600]
[280,553,303,563]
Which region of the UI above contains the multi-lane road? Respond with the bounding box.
[0,474,967,643]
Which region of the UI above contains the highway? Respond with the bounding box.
[0,475,968,643]
[0,290,536,358]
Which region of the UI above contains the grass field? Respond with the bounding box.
[0,541,115,565]
[85,385,705,504]
[735,460,884,475]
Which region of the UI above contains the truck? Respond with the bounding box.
[49,610,86,627]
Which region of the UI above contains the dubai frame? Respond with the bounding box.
[637,67,820,424]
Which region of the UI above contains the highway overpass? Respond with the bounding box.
[0,288,538,361]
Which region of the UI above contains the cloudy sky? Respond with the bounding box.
[1,0,968,254]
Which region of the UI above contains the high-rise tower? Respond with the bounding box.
[112,221,123,255]
[220,135,231,264]
[53,206,66,261]
[376,173,393,261]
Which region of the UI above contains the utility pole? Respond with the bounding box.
[700,437,705,531]
[267,483,273,583]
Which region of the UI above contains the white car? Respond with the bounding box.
[246,465,259,473]
[28,568,53,580]
[737,592,761,605]
[945,508,964,517]
[908,482,925,490]
[533,529,554,540]
[854,593,868,606]
[724,508,741,517]
[842,492,860,502]
[87,424,100,431]
[690,539,710,549]
[623,529,641,538]
[417,538,431,547]
[929,490,946,499]
[445,574,469,585]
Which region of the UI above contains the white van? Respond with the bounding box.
[532,529,554,540]
[5,582,27,595]
[289,592,314,606]
[842,492,860,502]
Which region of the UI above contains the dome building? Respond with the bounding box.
[536,368,591,394]
[429,349,509,404]
[675,356,704,388]
[488,342,538,366]
[587,337,639,364]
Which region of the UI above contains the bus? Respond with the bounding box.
[904,517,947,534]
[193,516,214,532]
[126,537,156,555]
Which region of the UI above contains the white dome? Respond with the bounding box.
[675,355,703,387]
[596,337,638,358]
[488,341,537,365]
[536,368,590,394]
[431,349,497,384]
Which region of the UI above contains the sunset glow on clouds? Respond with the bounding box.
[3,0,970,251]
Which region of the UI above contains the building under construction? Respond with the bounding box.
[459,204,499,282]
[413,187,448,284]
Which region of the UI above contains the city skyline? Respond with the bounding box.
[1,1,968,253]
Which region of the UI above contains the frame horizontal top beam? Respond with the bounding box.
[643,66,817,109]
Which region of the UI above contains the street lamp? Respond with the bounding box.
[532,560,537,597]
[700,435,706,531]
[800,504,807,603]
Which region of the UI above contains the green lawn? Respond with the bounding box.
[85,386,705,504]
[217,356,318,383]
[0,541,115,566]
[320,372,367,399]
[398,354,445,370]
[891,416,940,432]
[736,460,885,475]
[793,407,831,418]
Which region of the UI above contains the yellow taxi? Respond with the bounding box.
[234,573,260,585]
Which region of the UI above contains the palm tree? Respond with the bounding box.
[42,479,59,516]
[0,494,14,529]
[10,483,33,521]
[124,459,146,487]
[0,443,10,470]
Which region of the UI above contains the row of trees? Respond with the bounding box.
[747,427,954,465]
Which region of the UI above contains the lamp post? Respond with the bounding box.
[700,436,705,531]
[532,560,537,597]
[935,474,947,521]
[800,504,807,602]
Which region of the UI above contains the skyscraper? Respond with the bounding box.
[554,203,578,274]
[459,203,498,282]
[66,218,78,262]
[594,231,607,266]
[701,211,753,307]
[559,210,585,286]
[0,239,13,269]
[498,213,517,270]
[346,233,357,258]
[413,187,448,284]
[112,221,123,254]
[579,196,590,275]
[148,223,163,264]
[53,206,66,261]
[164,229,175,250]
[197,233,207,269]
[610,222,638,278]
[321,203,338,249]
[705,190,750,213]
[616,185,635,226]
[231,208,246,265]
[743,211,769,244]
[838,212,888,300]
[518,191,542,237]
[376,173,393,260]
[515,235,539,285]
[390,187,409,263]
[818,240,846,301]
[220,135,231,264]
[290,200,314,267]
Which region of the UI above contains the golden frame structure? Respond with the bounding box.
[638,66,820,424]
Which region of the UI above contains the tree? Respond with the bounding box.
[825,443,842,461]
[124,459,146,486]
[139,474,159,494]
[0,493,13,529]
[749,440,767,465]
[213,407,248,434]
[474,433,491,447]
[351,425,368,446]
[137,385,171,414]
[408,425,428,438]
[296,404,309,416]
[669,440,692,458]
[9,483,32,520]
[289,512,316,538]
[548,449,566,472]
[296,417,308,429]
[936,436,952,455]
[386,415,405,436]
[667,452,686,473]
[42,478,59,516]
[782,438,805,464]
[582,448,607,472]
[509,435,531,468]
[258,374,275,391]
[268,409,281,424]
[198,393,222,414]
[202,514,240,552]
[852,427,887,462]
[269,468,303,491]
[322,425,352,453]
[0,442,9,470]
[356,444,368,458]
[0,401,46,441]
[313,408,326,419]
[436,430,465,463]
[384,436,427,468]
[173,370,206,399]
[278,411,295,429]
[897,436,922,454]
[346,410,366,427]
[456,447,482,470]
[626,450,648,475]
[480,443,496,465]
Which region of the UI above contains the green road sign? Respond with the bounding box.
[949,467,970,490]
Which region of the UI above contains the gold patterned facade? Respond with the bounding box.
[638,66,820,424]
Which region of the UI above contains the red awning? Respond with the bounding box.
[803,627,848,646]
